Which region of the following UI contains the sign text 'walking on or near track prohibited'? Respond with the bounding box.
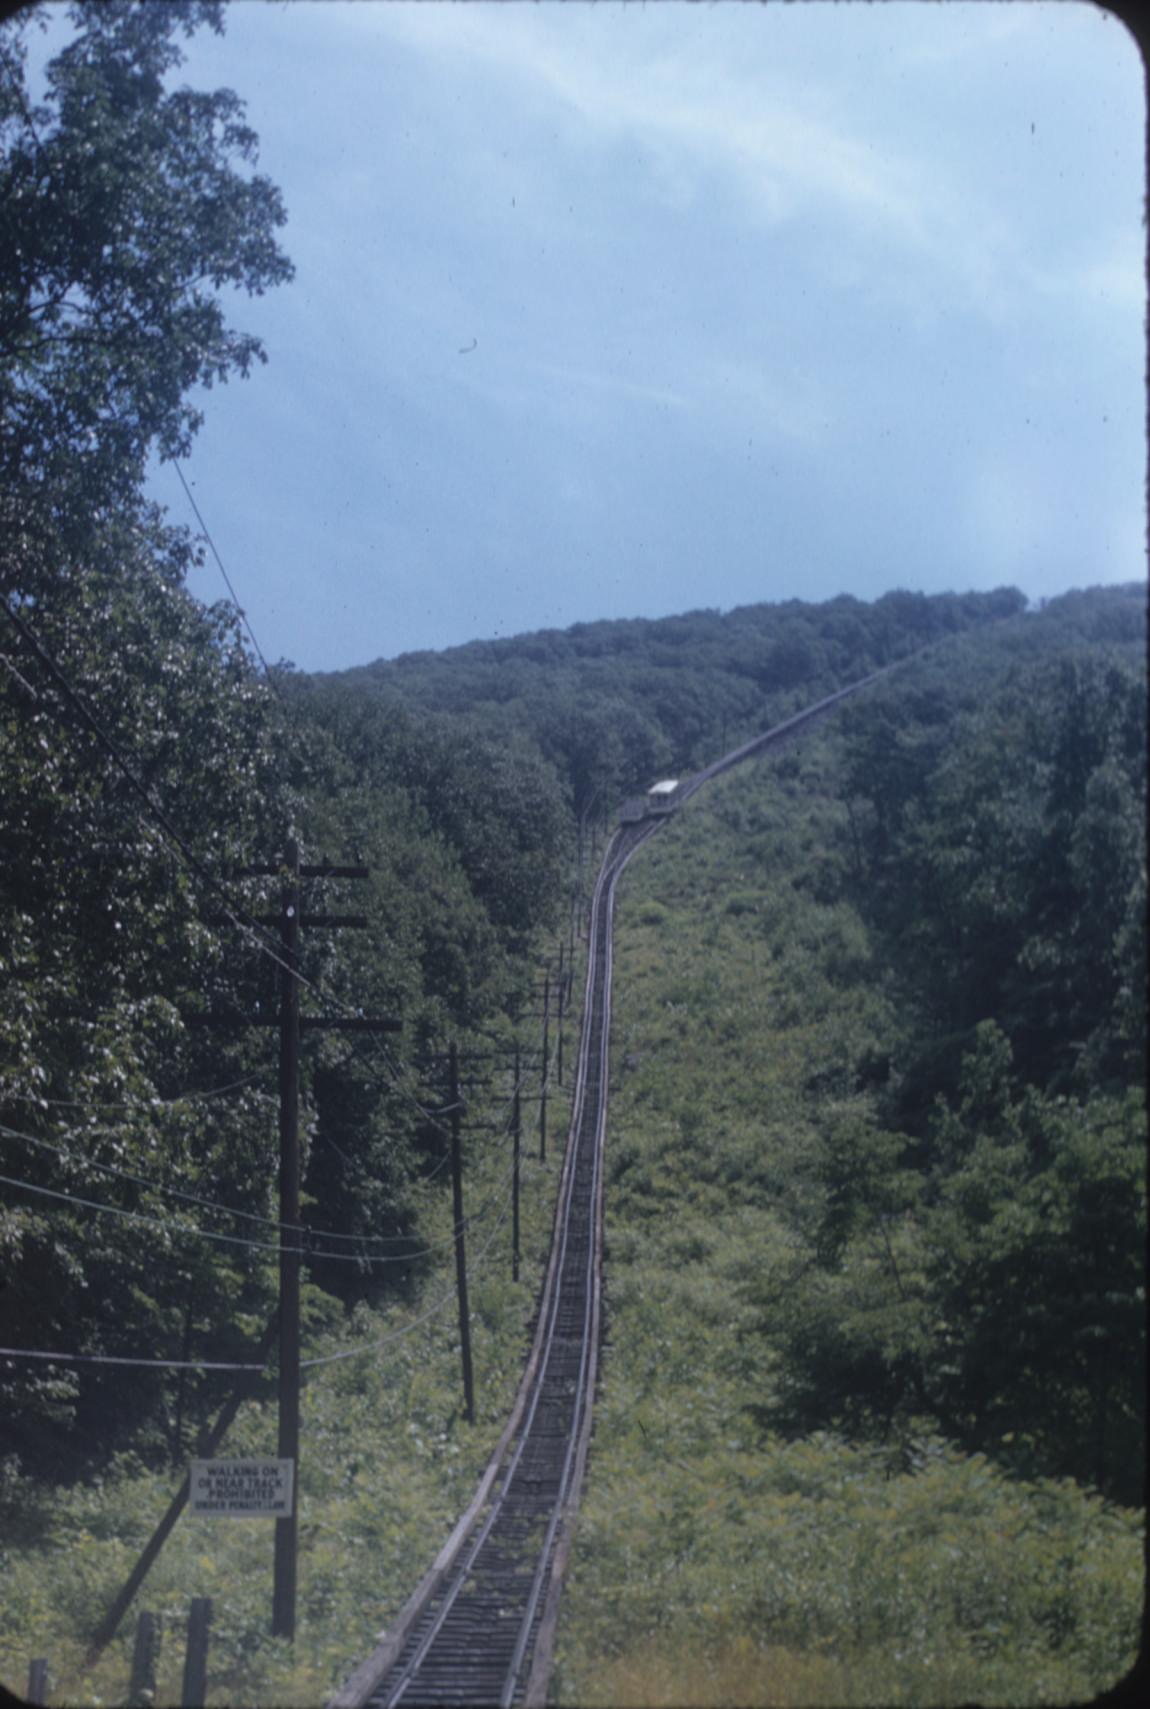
[190,1459,295,1518]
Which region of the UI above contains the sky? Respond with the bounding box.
[67,2,1150,669]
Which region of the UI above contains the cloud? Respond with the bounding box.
[529,360,686,414]
[369,5,922,229]
[364,3,1145,342]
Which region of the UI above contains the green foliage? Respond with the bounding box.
[559,1437,1141,1708]
[842,634,1147,1103]
[556,596,1145,1702]
[0,0,293,552]
[330,587,1029,811]
[0,1068,574,1706]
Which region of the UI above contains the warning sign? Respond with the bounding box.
[190,1458,295,1518]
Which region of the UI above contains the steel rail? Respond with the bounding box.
[329,826,649,1709]
[329,672,885,1709]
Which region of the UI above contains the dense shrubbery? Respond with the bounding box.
[326,586,1027,819]
[557,589,1145,1702]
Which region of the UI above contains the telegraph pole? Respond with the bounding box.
[539,971,550,1162]
[556,945,565,1087]
[207,850,402,1642]
[273,840,301,1640]
[449,1042,475,1423]
[512,1041,521,1283]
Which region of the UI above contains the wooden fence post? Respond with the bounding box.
[127,1611,161,1707]
[181,1598,212,1709]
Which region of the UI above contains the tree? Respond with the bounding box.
[0,0,298,1477]
[0,0,293,563]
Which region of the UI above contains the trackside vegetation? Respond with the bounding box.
[1,4,1143,1703]
[553,599,1145,1706]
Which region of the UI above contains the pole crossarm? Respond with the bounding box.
[185,1014,401,1032]
[233,863,371,880]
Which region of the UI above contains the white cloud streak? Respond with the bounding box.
[354,2,1043,321]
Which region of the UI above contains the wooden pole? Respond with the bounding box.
[181,1598,212,1709]
[127,1611,162,1708]
[26,1660,48,1705]
[556,946,565,1087]
[512,1042,521,1283]
[449,1042,475,1423]
[539,972,550,1162]
[273,839,301,1640]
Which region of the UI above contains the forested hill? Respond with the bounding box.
[302,586,1036,821]
[301,581,1143,820]
[552,591,1146,1704]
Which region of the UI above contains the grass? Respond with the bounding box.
[3,765,1142,1707]
[0,1028,578,1706]
[552,736,1143,1707]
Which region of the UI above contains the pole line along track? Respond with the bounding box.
[329,670,886,1709]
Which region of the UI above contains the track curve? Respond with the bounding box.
[330,671,884,1709]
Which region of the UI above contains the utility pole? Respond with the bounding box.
[512,1041,521,1283]
[273,840,301,1641]
[212,850,402,1643]
[449,1042,475,1423]
[556,945,565,1087]
[539,971,550,1163]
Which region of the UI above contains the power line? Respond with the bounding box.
[0,1166,392,1264]
[0,1071,270,1113]
[0,1144,522,1376]
[172,459,283,699]
[0,1346,266,1373]
[0,1118,523,1261]
[301,1156,519,1370]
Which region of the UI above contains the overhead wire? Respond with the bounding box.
[172,459,284,700]
[0,1070,270,1112]
[0,1098,531,1262]
[0,1345,267,1373]
[301,1140,520,1370]
[0,1166,370,1261]
[0,1107,525,1375]
[0,1119,406,1253]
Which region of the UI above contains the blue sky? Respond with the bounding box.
[112,2,1145,669]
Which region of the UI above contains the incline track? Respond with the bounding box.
[331,820,658,1709]
[330,672,883,1709]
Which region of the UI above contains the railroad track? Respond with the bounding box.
[330,671,883,1709]
[330,818,659,1709]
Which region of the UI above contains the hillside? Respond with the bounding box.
[308,586,1031,823]
[2,6,1143,1698]
[552,599,1145,1704]
[1,580,1145,1705]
